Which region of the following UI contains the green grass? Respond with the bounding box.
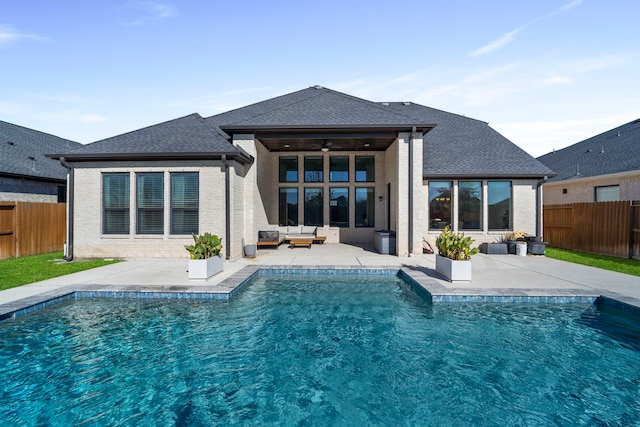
[545,247,640,277]
[0,251,120,291]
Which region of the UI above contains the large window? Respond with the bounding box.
[137,173,164,234]
[355,156,375,182]
[304,188,323,226]
[279,157,298,183]
[304,157,324,182]
[595,185,619,202]
[279,188,298,226]
[329,187,349,227]
[171,172,199,235]
[103,173,130,234]
[329,156,349,182]
[355,187,375,227]
[458,181,482,230]
[488,181,512,230]
[429,181,452,230]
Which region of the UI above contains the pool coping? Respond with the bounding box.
[2,265,640,321]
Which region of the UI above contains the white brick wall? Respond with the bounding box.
[73,160,226,259]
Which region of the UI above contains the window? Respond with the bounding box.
[329,187,349,227]
[304,157,324,182]
[595,185,620,202]
[57,185,66,203]
[137,173,164,234]
[103,173,130,234]
[279,188,298,226]
[329,157,349,182]
[355,156,374,182]
[279,157,298,183]
[458,181,482,230]
[355,187,375,227]
[429,181,452,230]
[304,188,323,226]
[171,172,199,235]
[488,181,512,230]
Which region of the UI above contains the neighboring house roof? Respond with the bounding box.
[0,120,81,182]
[384,102,555,179]
[54,113,253,164]
[537,118,640,182]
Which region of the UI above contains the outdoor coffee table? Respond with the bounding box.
[288,238,313,249]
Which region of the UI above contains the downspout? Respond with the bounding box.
[222,155,231,260]
[408,127,416,256]
[59,157,74,261]
[536,176,548,238]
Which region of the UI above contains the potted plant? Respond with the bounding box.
[479,235,508,255]
[185,233,223,280]
[504,231,526,254]
[435,225,478,282]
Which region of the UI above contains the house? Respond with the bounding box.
[1,120,81,203]
[538,118,640,204]
[51,86,553,259]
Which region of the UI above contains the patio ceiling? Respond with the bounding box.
[224,126,424,152]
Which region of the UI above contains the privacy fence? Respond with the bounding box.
[0,202,66,260]
[543,201,640,260]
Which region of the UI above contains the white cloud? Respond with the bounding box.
[0,25,49,47]
[124,2,178,26]
[469,0,584,57]
[469,27,525,58]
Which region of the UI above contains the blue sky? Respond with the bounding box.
[1,0,638,156]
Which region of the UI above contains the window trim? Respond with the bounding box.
[102,172,130,235]
[170,172,199,235]
[136,172,164,235]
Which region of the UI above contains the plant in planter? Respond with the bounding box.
[504,230,526,254]
[185,233,223,280]
[435,225,478,282]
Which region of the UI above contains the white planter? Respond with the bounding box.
[516,241,527,256]
[188,255,223,280]
[435,254,472,283]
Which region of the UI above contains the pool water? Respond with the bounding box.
[1,273,639,426]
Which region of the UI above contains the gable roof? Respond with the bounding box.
[0,120,81,182]
[55,113,252,163]
[383,102,555,178]
[208,86,433,132]
[537,118,640,182]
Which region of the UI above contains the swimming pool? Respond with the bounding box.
[1,272,639,425]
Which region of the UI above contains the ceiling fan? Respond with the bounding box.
[314,140,342,152]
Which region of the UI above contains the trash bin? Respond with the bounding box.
[516,241,527,256]
[242,238,256,258]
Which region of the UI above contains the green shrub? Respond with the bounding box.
[185,233,222,259]
[435,225,478,260]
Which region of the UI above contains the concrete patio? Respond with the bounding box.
[2,243,640,319]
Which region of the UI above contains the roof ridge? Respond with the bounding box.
[218,86,326,126]
[82,113,204,146]
[384,101,488,125]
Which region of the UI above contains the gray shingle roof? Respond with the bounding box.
[58,113,248,161]
[384,102,555,178]
[208,86,433,131]
[537,118,640,182]
[0,120,81,181]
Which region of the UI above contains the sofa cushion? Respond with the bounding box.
[301,226,317,235]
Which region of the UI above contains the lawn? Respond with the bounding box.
[0,251,120,291]
[545,247,640,277]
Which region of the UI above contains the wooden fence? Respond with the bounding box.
[0,202,66,259]
[543,201,640,259]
